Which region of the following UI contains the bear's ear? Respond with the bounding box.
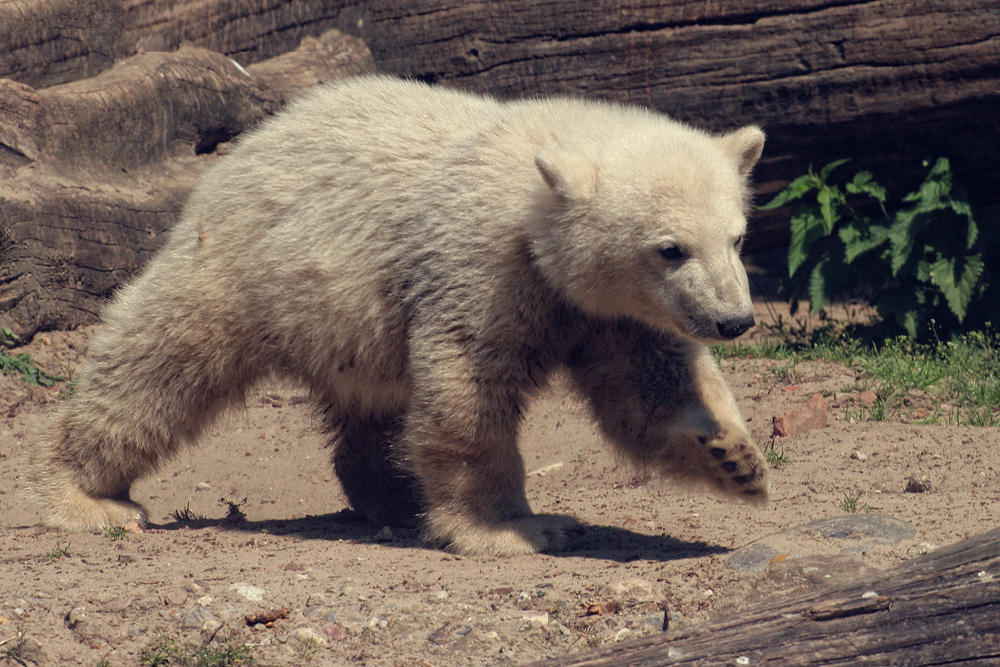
[535,149,598,202]
[719,125,765,177]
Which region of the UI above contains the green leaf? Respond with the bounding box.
[846,171,887,205]
[788,206,826,277]
[816,185,842,234]
[840,222,890,263]
[758,173,818,211]
[808,258,830,313]
[928,254,985,322]
[819,159,850,180]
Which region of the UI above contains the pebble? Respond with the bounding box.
[850,449,869,461]
[905,475,932,493]
[603,578,656,603]
[520,612,549,630]
[195,482,212,491]
[289,627,328,648]
[229,583,267,602]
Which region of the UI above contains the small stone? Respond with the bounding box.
[520,612,549,631]
[859,390,878,406]
[163,590,188,606]
[105,595,135,612]
[323,624,348,641]
[603,578,656,603]
[195,482,212,491]
[613,628,632,642]
[196,595,213,606]
[123,521,143,534]
[289,627,328,648]
[229,583,267,602]
[772,393,828,437]
[905,476,932,493]
[433,589,449,600]
[850,449,868,461]
[66,607,88,629]
[374,526,394,542]
[181,606,216,630]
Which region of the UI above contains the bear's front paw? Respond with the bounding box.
[424,511,586,557]
[699,429,769,502]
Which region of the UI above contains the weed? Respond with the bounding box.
[763,441,790,469]
[840,490,876,514]
[56,347,87,400]
[44,543,71,560]
[761,157,997,339]
[170,503,204,523]
[220,497,248,524]
[104,526,128,541]
[0,350,61,387]
[140,633,255,667]
[1,629,31,666]
[96,659,111,667]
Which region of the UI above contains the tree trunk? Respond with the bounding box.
[524,528,1000,666]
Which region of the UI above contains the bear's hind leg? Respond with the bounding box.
[330,413,423,528]
[27,278,263,531]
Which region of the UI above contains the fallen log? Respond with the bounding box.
[0,35,372,338]
[523,528,1000,666]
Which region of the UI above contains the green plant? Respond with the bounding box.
[140,634,255,667]
[761,157,997,339]
[1,327,19,347]
[840,490,876,514]
[44,543,71,560]
[0,350,61,387]
[104,526,128,541]
[763,441,790,469]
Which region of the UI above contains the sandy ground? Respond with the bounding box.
[2,317,999,666]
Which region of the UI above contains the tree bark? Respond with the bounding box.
[0,36,372,338]
[524,528,1000,666]
[361,0,1000,249]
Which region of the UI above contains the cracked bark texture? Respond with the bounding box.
[0,26,372,339]
[1,0,998,337]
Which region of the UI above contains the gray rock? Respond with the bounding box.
[728,515,917,572]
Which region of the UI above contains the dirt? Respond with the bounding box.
[2,318,999,666]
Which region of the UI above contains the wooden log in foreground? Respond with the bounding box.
[524,528,1000,666]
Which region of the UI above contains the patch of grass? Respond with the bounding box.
[840,490,877,514]
[140,634,255,667]
[716,328,1000,426]
[763,441,790,469]
[104,526,129,541]
[44,543,71,560]
[56,346,87,400]
[0,349,62,387]
[1,629,32,666]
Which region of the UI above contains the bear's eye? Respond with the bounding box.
[658,245,685,262]
[734,235,744,249]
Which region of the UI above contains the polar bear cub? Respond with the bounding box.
[27,75,768,556]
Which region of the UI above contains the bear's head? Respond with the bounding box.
[530,114,764,343]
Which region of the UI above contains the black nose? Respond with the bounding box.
[718,315,755,339]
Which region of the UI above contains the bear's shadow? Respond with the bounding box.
[154,511,730,563]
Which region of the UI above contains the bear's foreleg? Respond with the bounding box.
[569,321,769,502]
[402,357,583,556]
